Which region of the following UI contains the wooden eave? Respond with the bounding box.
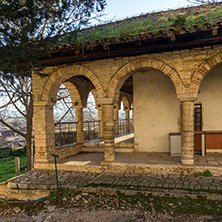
[39,28,222,67]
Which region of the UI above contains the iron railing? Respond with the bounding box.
[114,119,133,135]
[55,119,133,146]
[54,122,77,147]
[118,119,127,134]
[84,120,100,141]
[55,120,101,146]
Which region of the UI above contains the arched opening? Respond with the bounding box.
[33,66,104,163]
[54,84,77,147]
[83,92,98,121]
[115,68,180,153]
[130,103,133,131]
[117,96,132,135]
[195,63,222,154]
[83,92,100,141]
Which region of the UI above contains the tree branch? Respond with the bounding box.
[0,118,27,139]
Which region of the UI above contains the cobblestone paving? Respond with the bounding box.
[9,169,222,195]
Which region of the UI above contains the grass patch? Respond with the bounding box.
[0,148,27,182]
[193,170,213,177]
[1,189,222,216]
[45,189,222,215]
[58,4,222,47]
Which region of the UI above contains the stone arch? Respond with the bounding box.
[107,58,183,100]
[41,64,104,102]
[190,52,222,94]
[62,82,82,107]
[122,96,130,110]
[119,93,131,110]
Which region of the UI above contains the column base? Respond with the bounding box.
[181,159,194,165]
[104,147,115,162]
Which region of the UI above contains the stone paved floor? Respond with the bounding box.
[9,169,222,195]
[57,152,222,167]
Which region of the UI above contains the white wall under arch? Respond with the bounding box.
[196,64,222,131]
[133,70,180,152]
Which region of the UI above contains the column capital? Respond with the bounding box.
[96,97,114,105]
[177,92,197,102]
[114,103,120,110]
[34,100,55,107]
[124,107,130,111]
[72,105,85,109]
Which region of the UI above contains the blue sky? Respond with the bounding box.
[103,0,193,21]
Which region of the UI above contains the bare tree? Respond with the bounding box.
[54,88,98,123]
[0,76,33,170]
[83,92,98,121]
[54,85,76,123]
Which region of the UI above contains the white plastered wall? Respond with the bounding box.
[196,64,222,130]
[133,70,180,152]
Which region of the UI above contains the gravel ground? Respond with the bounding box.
[0,208,220,222]
[1,190,222,222]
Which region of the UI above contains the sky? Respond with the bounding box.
[102,0,193,22]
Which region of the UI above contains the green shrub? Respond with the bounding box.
[193,170,213,177]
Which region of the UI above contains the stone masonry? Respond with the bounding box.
[32,45,222,167]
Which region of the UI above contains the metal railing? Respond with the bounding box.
[84,120,100,141]
[114,119,134,135]
[55,119,133,146]
[55,120,101,146]
[54,122,77,147]
[118,119,127,134]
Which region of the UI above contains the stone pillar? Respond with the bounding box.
[114,104,119,135]
[34,102,54,163]
[181,101,194,165]
[98,107,103,137]
[125,108,130,132]
[75,107,84,144]
[103,104,115,162]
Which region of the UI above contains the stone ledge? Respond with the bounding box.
[76,187,222,201]
[34,161,222,176]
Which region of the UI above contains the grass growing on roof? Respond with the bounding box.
[59,4,222,47]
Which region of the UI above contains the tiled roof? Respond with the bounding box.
[50,2,222,52]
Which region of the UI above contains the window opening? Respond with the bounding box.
[194,104,202,131]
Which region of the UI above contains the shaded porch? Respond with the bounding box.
[56,152,222,167]
[34,151,222,176]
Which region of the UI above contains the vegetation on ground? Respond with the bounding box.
[1,189,222,216]
[0,148,27,182]
[193,169,213,177]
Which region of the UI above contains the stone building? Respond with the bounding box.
[32,3,222,169]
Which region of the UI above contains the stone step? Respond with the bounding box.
[0,187,50,202]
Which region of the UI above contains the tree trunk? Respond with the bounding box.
[26,94,33,171]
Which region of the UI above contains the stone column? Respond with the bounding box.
[34,102,54,163]
[114,104,119,135]
[98,107,103,137]
[75,107,84,144]
[181,101,194,165]
[103,104,115,162]
[125,108,130,132]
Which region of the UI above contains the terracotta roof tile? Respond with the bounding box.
[50,2,222,52]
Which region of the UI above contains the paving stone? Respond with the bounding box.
[5,169,222,199]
